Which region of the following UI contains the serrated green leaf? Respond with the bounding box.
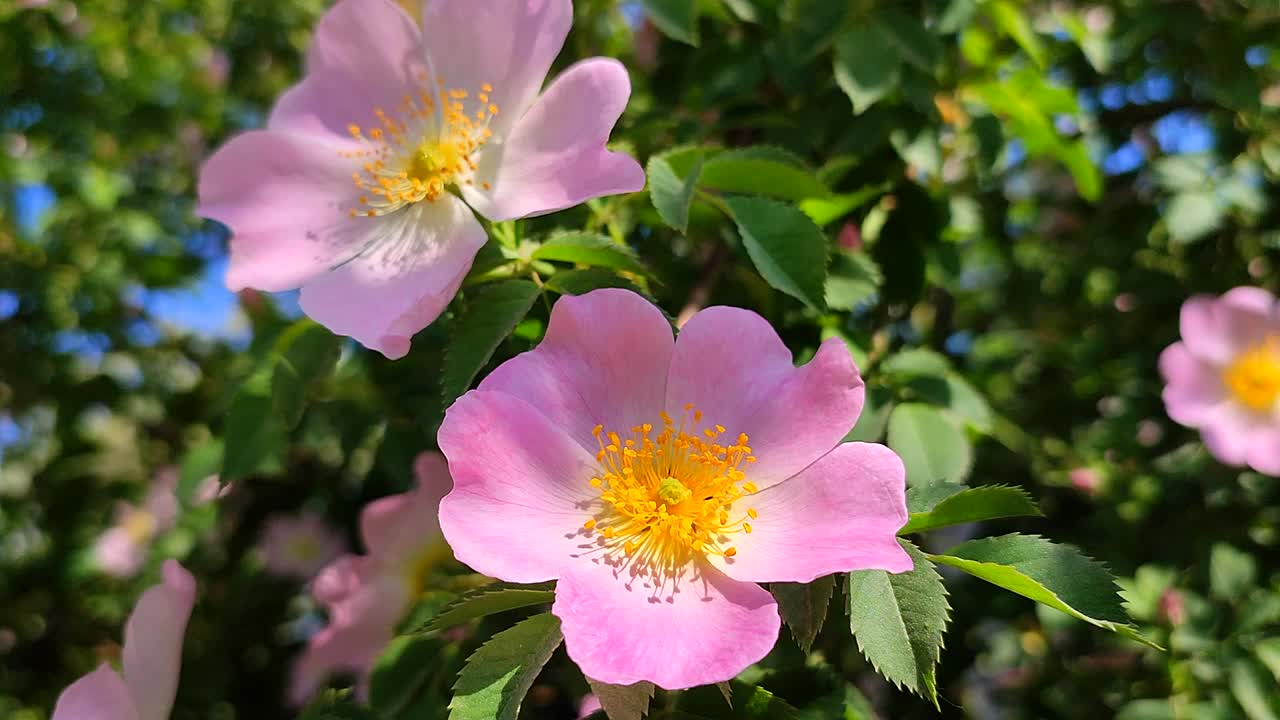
[408,583,556,635]
[271,323,342,429]
[905,482,967,514]
[887,403,972,487]
[771,575,835,653]
[370,618,456,719]
[725,196,829,311]
[801,184,890,227]
[532,233,648,275]
[545,268,642,296]
[643,0,698,45]
[699,150,830,201]
[930,534,1160,649]
[834,27,901,114]
[847,540,949,707]
[449,613,563,720]
[441,280,541,405]
[985,0,1047,68]
[899,485,1041,534]
[648,151,704,233]
[668,682,801,719]
[825,250,882,311]
[586,678,655,720]
[222,368,287,481]
[299,690,378,720]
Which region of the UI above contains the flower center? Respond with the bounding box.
[1223,338,1280,412]
[122,510,157,543]
[582,405,759,580]
[404,541,452,600]
[287,536,321,563]
[342,76,498,218]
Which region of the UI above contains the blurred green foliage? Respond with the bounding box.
[2,0,1279,718]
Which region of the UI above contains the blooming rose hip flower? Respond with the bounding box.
[438,289,911,689]
[198,0,645,359]
[290,452,454,703]
[1160,287,1280,475]
[52,561,196,720]
[94,468,180,579]
[259,511,348,580]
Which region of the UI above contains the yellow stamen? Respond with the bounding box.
[1224,338,1280,412]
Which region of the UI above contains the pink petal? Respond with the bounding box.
[1179,290,1278,365]
[420,0,571,138]
[707,443,911,583]
[312,554,365,609]
[1247,427,1280,475]
[461,59,646,221]
[552,559,779,689]
[1199,405,1258,467]
[477,289,673,453]
[122,561,195,720]
[438,390,601,583]
[298,195,486,359]
[1159,342,1227,427]
[268,0,424,140]
[198,130,367,292]
[359,451,453,563]
[290,577,405,705]
[52,664,139,720]
[93,527,145,579]
[666,307,864,489]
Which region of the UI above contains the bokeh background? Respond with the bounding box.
[2,0,1279,718]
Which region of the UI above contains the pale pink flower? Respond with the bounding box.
[52,561,196,720]
[259,512,348,580]
[290,452,454,703]
[1160,287,1280,475]
[438,289,911,689]
[198,0,645,359]
[1068,467,1102,496]
[94,469,180,579]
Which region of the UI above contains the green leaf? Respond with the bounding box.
[873,7,941,74]
[449,613,564,720]
[930,534,1160,648]
[370,620,455,719]
[886,403,972,487]
[800,184,890,227]
[825,250,882,311]
[299,690,379,720]
[771,575,835,653]
[643,0,698,45]
[585,679,655,720]
[985,0,1047,68]
[779,0,849,61]
[1210,543,1257,600]
[669,682,802,719]
[440,280,541,405]
[545,268,642,296]
[844,385,893,443]
[1231,658,1280,720]
[698,150,830,201]
[1167,191,1223,244]
[222,368,288,481]
[833,27,901,114]
[176,438,224,504]
[881,348,950,378]
[725,196,829,311]
[648,151,705,233]
[1116,700,1176,720]
[898,485,1041,535]
[408,583,556,635]
[847,540,949,707]
[905,482,967,514]
[271,322,342,429]
[1255,638,1280,681]
[532,233,648,275]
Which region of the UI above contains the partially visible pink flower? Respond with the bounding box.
[259,512,348,580]
[52,561,196,720]
[1160,287,1280,475]
[837,222,862,251]
[198,0,645,359]
[1158,588,1186,626]
[94,469,180,579]
[290,452,454,704]
[438,289,911,690]
[1069,467,1101,496]
[578,693,602,718]
[192,475,230,506]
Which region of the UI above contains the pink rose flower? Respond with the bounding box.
[290,452,454,704]
[94,469,181,579]
[1160,287,1280,475]
[198,0,645,359]
[258,512,348,580]
[438,289,912,689]
[52,561,196,720]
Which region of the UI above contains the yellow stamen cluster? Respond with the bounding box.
[582,405,759,583]
[341,75,497,218]
[1224,338,1280,413]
